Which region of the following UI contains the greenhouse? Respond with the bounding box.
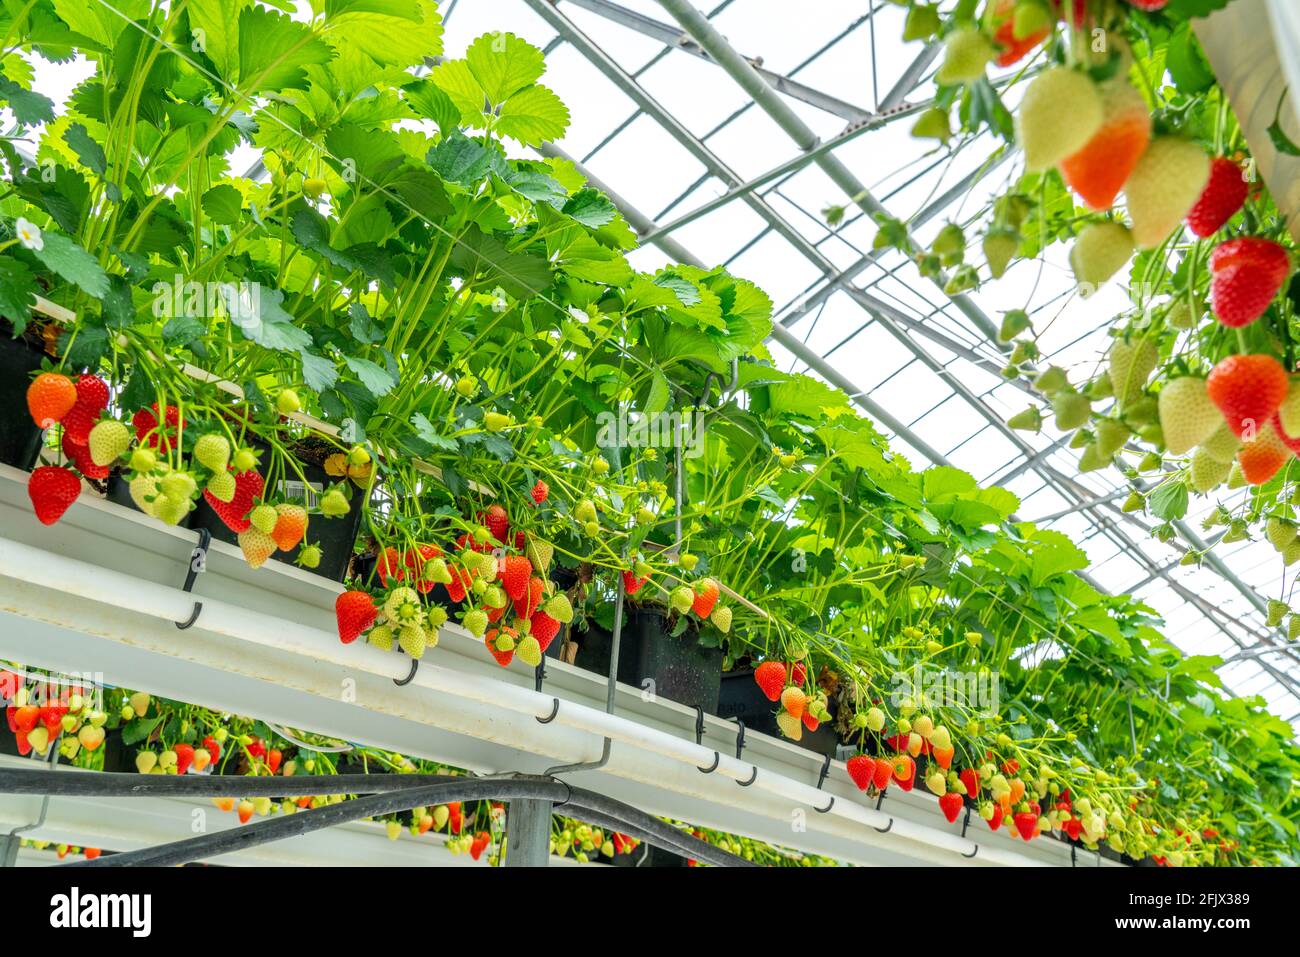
[1,0,1299,893]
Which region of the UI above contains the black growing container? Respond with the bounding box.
[574,608,723,712]
[0,332,48,470]
[716,667,840,757]
[610,842,688,867]
[192,439,366,583]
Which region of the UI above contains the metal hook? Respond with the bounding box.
[737,765,757,787]
[874,817,894,833]
[694,705,705,746]
[697,751,720,774]
[816,752,832,790]
[175,528,210,629]
[534,660,547,693]
[815,795,835,813]
[734,718,746,759]
[962,844,979,859]
[536,698,560,724]
[960,805,972,839]
[393,658,419,686]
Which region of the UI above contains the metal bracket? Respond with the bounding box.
[813,752,835,812]
[960,805,971,838]
[394,659,419,686]
[733,718,746,759]
[534,660,547,693]
[695,705,720,773]
[175,528,210,629]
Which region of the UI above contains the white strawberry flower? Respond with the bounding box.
[15,217,43,251]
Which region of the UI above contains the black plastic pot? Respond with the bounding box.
[192,440,366,583]
[610,842,688,868]
[0,332,48,470]
[573,608,723,712]
[716,667,840,757]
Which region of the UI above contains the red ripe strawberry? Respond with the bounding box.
[1001,758,1020,775]
[444,573,468,604]
[61,404,97,447]
[885,733,910,753]
[753,661,786,701]
[246,737,265,760]
[448,801,463,834]
[15,729,31,755]
[691,578,719,618]
[173,743,194,776]
[1206,354,1289,437]
[872,756,893,791]
[1013,811,1039,841]
[500,554,532,601]
[39,705,66,734]
[960,768,980,801]
[28,465,81,525]
[469,831,490,861]
[530,480,549,504]
[790,661,807,685]
[266,748,282,774]
[512,576,544,619]
[132,404,183,451]
[482,504,509,544]
[847,755,876,790]
[27,372,78,428]
[530,610,561,652]
[404,543,441,572]
[1059,79,1149,210]
[486,603,506,623]
[1210,237,1290,328]
[1187,157,1248,237]
[1064,817,1083,841]
[622,569,647,594]
[1125,0,1167,9]
[202,735,222,764]
[4,707,17,733]
[939,792,964,824]
[801,710,820,732]
[335,590,377,644]
[1238,422,1291,485]
[82,847,100,860]
[988,804,1004,831]
[1052,0,1087,26]
[375,547,405,586]
[74,373,110,414]
[203,468,264,532]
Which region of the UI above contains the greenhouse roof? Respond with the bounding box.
[426,0,1300,727]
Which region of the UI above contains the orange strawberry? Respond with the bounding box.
[1238,422,1292,485]
[780,686,806,719]
[989,0,1048,67]
[1058,78,1150,210]
[26,373,78,429]
[931,745,955,770]
[691,578,719,618]
[271,503,308,551]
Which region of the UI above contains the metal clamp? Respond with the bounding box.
[695,705,720,773]
[813,752,835,812]
[175,528,210,629]
[394,659,419,686]
[536,698,560,724]
[873,790,893,832]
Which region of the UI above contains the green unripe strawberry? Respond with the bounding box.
[1158,377,1220,455]
[902,2,940,40]
[232,446,260,472]
[1052,391,1091,431]
[194,433,231,473]
[320,486,350,517]
[1267,599,1289,628]
[88,419,131,467]
[1108,338,1157,410]
[678,552,698,571]
[484,585,507,609]
[384,587,424,625]
[494,632,516,652]
[1007,406,1043,432]
[1121,491,1145,513]
[484,411,511,432]
[932,222,966,265]
[249,503,278,534]
[669,585,694,614]
[983,227,1019,279]
[710,605,732,633]
[159,470,197,502]
[463,608,488,638]
[455,375,477,398]
[1033,366,1068,396]
[935,27,995,85]
[866,707,886,732]
[515,635,542,666]
[129,447,157,473]
[575,499,597,523]
[910,107,951,143]
[398,624,427,659]
[347,446,370,467]
[276,389,301,416]
[303,177,326,197]
[1070,222,1133,293]
[998,309,1031,342]
[297,543,322,568]
[1094,419,1129,458]
[368,624,394,651]
[1289,615,1300,641]
[592,457,609,475]
[544,594,573,623]
[427,606,448,629]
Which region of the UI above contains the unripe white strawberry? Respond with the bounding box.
[1052,391,1091,430]
[238,528,276,569]
[1158,377,1221,455]
[1189,447,1230,493]
[1017,68,1103,171]
[88,419,131,466]
[711,605,732,633]
[368,624,394,651]
[1108,338,1157,409]
[1200,422,1243,463]
[194,433,231,473]
[463,608,488,637]
[515,635,542,666]
[935,27,995,85]
[398,624,427,659]
[1125,137,1210,248]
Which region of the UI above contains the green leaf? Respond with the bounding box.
[188,0,247,81]
[1165,24,1213,95]
[63,123,107,180]
[343,355,397,397]
[402,77,461,135]
[464,31,544,104]
[427,132,503,186]
[33,231,109,298]
[348,303,383,344]
[57,320,108,367]
[238,7,333,92]
[299,350,339,392]
[162,315,205,346]
[201,183,243,225]
[229,286,312,352]
[0,256,38,330]
[410,412,458,450]
[50,0,149,49]
[1149,481,1189,521]
[563,188,617,228]
[0,72,54,128]
[645,367,670,416]
[448,226,551,299]
[120,715,163,746]
[495,84,570,146]
[325,0,443,70]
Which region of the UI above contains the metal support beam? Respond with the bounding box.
[505,799,554,867]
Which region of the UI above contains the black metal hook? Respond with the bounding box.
[536,698,560,724]
[737,765,757,787]
[816,752,832,790]
[534,660,547,693]
[815,795,835,813]
[1071,842,1077,868]
[962,844,979,859]
[960,805,972,839]
[694,705,705,746]
[875,791,887,811]
[393,658,418,686]
[874,818,893,833]
[175,528,210,630]
[734,718,746,759]
[698,751,720,774]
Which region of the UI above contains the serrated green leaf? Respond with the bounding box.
[33,231,109,298]
[495,83,569,146]
[0,256,38,330]
[238,7,333,92]
[201,183,242,225]
[344,354,396,397]
[464,31,544,104]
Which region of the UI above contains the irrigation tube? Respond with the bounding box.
[0,537,1047,867]
[33,773,753,868]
